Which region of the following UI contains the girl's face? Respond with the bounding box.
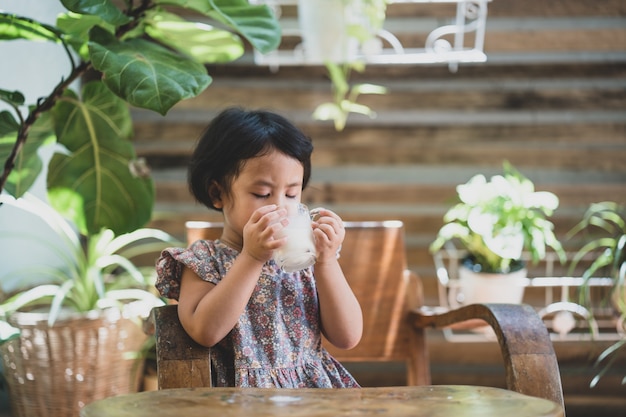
[215,149,305,246]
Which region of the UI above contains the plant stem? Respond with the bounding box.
[0,61,90,194]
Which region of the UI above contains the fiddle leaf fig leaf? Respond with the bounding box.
[0,112,56,198]
[88,26,212,115]
[206,0,281,54]
[56,12,110,60]
[144,10,244,63]
[60,0,131,26]
[157,0,281,54]
[48,81,154,236]
[0,13,63,42]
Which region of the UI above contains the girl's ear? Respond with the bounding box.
[208,181,223,209]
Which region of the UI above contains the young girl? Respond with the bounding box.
[156,107,363,388]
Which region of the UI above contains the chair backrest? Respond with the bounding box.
[322,221,412,362]
[151,304,213,389]
[183,220,425,381]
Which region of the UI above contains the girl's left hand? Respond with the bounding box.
[311,207,345,264]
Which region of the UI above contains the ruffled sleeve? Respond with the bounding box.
[155,240,229,301]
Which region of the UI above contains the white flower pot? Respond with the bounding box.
[297,0,360,63]
[457,266,528,305]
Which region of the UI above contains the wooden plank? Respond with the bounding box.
[486,0,626,18]
[132,82,626,113]
[154,181,626,211]
[134,123,626,149]
[388,0,626,18]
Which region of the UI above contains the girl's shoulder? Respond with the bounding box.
[182,239,239,270]
[156,239,237,300]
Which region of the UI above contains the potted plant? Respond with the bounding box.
[0,192,182,417]
[0,1,281,415]
[429,161,566,305]
[566,201,625,387]
[298,0,389,131]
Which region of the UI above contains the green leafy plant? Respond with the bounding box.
[310,0,388,131]
[0,192,183,343]
[567,201,626,387]
[0,0,281,236]
[430,161,566,273]
[313,61,387,131]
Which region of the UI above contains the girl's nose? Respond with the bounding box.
[274,198,298,212]
[272,197,291,209]
[269,197,284,208]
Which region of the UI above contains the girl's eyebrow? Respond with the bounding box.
[251,179,302,188]
[251,179,272,187]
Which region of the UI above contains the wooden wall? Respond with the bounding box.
[135,1,626,414]
[138,0,626,301]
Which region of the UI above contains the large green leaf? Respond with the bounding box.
[56,12,110,60]
[144,10,244,63]
[88,26,212,115]
[0,13,63,42]
[60,0,131,26]
[157,0,281,54]
[48,81,154,236]
[0,112,56,198]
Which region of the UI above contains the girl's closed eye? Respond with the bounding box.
[252,193,270,199]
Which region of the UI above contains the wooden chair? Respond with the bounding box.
[149,220,564,409]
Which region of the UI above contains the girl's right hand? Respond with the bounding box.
[241,204,288,263]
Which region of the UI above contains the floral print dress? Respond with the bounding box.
[155,239,359,388]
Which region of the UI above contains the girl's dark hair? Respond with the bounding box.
[188,107,314,211]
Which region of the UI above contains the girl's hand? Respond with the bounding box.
[311,208,345,264]
[242,205,288,263]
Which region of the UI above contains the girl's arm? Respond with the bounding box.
[312,208,363,349]
[176,254,263,347]
[177,205,287,347]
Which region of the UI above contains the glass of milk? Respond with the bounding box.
[273,203,317,272]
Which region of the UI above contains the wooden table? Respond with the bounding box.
[80,385,564,417]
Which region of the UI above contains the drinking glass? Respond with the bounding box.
[273,203,317,272]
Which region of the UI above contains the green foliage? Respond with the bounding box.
[0,0,280,341]
[88,27,212,116]
[0,192,184,342]
[567,202,626,387]
[1,112,56,197]
[0,0,281,236]
[313,61,386,131]
[567,202,626,289]
[430,161,566,273]
[310,0,389,131]
[48,81,153,235]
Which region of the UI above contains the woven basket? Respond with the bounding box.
[0,307,148,417]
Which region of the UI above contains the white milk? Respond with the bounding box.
[273,204,317,272]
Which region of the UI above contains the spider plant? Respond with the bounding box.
[0,192,180,343]
[567,201,626,387]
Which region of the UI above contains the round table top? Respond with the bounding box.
[80,385,563,417]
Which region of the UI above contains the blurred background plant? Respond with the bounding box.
[308,0,389,131]
[430,161,566,274]
[567,201,626,387]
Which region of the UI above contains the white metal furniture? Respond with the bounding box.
[250,0,492,71]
